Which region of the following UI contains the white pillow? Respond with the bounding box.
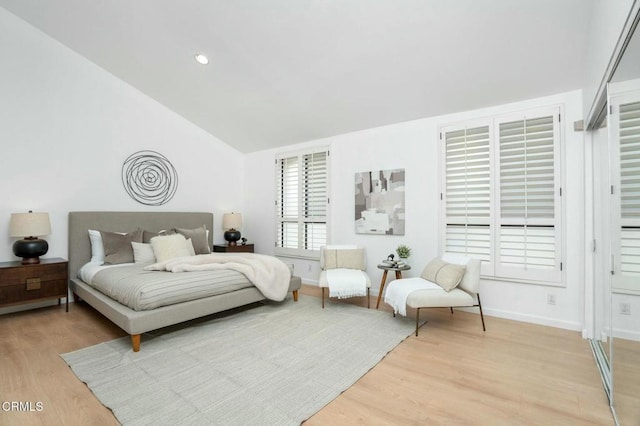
[150,234,194,263]
[186,239,196,256]
[88,229,105,264]
[131,242,156,263]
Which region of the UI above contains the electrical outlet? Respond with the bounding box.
[547,294,556,305]
[620,302,631,315]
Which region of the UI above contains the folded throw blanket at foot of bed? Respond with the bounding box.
[145,253,291,301]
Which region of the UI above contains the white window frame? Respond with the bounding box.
[275,147,330,259]
[439,106,564,285]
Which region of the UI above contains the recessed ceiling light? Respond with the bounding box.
[194,53,209,65]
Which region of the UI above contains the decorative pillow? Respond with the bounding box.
[142,229,168,243]
[173,226,210,254]
[100,228,143,265]
[131,242,156,263]
[323,248,365,270]
[150,233,194,263]
[421,258,466,291]
[88,229,105,264]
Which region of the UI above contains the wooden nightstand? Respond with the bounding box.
[213,244,254,253]
[0,258,69,312]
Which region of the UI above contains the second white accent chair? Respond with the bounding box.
[385,253,485,336]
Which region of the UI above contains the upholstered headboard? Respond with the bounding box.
[68,211,214,280]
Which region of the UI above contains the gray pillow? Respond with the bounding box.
[142,229,167,243]
[100,228,143,265]
[173,226,210,254]
[421,257,466,291]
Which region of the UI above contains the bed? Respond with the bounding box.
[68,211,301,352]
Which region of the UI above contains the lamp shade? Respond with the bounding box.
[222,213,242,230]
[9,212,51,237]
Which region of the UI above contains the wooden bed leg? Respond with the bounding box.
[292,289,299,302]
[73,293,81,302]
[131,334,141,352]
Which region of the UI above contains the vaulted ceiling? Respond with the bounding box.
[0,0,593,153]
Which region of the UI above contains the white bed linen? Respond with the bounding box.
[78,262,133,284]
[78,261,253,311]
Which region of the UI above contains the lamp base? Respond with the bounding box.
[224,229,241,247]
[13,238,48,265]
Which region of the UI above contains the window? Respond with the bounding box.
[610,93,640,295]
[440,107,562,284]
[275,148,329,258]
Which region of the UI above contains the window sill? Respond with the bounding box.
[275,252,320,261]
[481,274,565,288]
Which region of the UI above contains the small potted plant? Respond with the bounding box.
[396,244,411,265]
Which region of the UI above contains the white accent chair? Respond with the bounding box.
[319,245,371,309]
[390,254,485,336]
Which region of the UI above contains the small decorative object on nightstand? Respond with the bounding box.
[0,257,69,312]
[213,244,254,253]
[9,211,52,265]
[222,212,242,246]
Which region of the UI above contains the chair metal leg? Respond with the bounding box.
[477,293,486,331]
[450,307,454,314]
[415,308,420,336]
[367,287,370,309]
[322,287,325,309]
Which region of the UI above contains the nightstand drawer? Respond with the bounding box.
[0,262,67,286]
[213,244,254,253]
[0,258,69,309]
[0,279,67,305]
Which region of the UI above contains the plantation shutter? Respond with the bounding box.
[276,156,299,249]
[444,125,492,262]
[615,100,640,293]
[496,113,561,282]
[303,152,328,251]
[275,149,329,257]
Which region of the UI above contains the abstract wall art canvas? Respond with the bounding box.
[355,168,405,235]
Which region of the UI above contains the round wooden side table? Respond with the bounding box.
[376,264,411,309]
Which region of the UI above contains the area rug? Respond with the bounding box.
[61,296,415,425]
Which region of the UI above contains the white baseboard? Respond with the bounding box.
[613,328,640,342]
[299,282,584,333]
[481,307,583,332]
[0,299,63,315]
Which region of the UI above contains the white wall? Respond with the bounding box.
[245,90,586,331]
[0,9,245,264]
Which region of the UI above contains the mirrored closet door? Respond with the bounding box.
[600,9,640,423]
[607,77,640,425]
[588,3,640,424]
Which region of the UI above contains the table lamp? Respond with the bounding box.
[222,213,242,246]
[9,211,51,264]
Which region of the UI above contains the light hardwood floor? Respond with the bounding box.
[0,285,614,425]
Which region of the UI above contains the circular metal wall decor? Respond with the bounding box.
[122,150,178,206]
